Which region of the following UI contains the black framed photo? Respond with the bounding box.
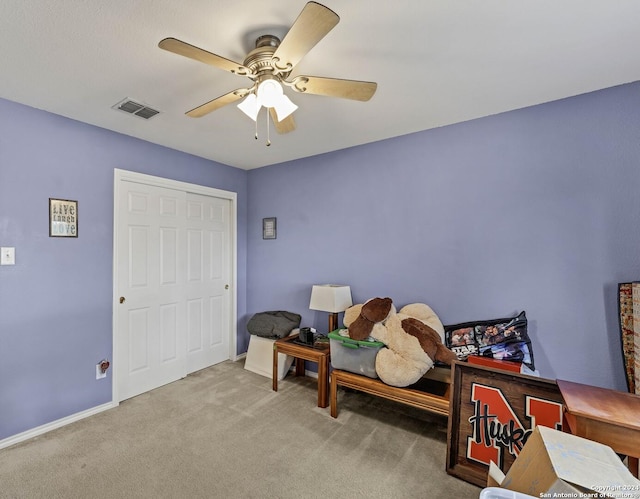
[49,198,78,237]
[262,217,277,240]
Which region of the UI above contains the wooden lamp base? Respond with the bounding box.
[328,312,339,333]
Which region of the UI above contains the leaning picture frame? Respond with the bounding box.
[49,198,78,238]
[446,361,563,487]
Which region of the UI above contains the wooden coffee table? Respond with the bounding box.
[273,334,331,408]
[557,379,640,478]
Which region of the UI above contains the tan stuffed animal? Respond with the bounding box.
[343,299,456,387]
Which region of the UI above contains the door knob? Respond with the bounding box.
[119,296,126,304]
[225,284,229,290]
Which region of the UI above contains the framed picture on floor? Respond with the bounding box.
[446,361,564,487]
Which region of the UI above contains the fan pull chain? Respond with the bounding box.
[254,113,258,141]
[266,108,271,146]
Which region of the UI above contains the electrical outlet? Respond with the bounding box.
[1,247,15,265]
[96,363,107,380]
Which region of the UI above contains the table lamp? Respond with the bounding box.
[309,284,353,333]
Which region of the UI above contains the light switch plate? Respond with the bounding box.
[1,247,15,265]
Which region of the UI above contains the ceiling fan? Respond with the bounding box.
[158,1,377,140]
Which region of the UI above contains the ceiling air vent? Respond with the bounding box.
[112,98,160,120]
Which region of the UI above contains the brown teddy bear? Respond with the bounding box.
[343,298,456,387]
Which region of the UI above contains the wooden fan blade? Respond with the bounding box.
[289,76,377,101]
[159,37,251,76]
[271,2,339,71]
[269,108,296,134]
[186,89,248,118]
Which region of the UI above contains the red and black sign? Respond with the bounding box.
[446,362,564,487]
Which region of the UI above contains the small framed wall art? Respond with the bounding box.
[262,217,277,240]
[49,198,78,238]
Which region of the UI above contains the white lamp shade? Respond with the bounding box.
[309,285,353,313]
[272,94,298,121]
[237,93,259,121]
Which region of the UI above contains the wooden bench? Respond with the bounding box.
[329,366,452,418]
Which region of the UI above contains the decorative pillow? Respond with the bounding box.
[444,311,534,370]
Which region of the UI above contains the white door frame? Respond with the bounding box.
[112,168,238,404]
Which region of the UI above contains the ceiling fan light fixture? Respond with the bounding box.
[160,2,377,137]
[237,79,298,122]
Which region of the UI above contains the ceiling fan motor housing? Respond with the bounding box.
[255,34,280,48]
[243,35,291,84]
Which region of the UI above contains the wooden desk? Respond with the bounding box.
[557,379,640,478]
[273,334,331,408]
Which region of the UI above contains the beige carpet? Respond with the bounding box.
[0,360,480,498]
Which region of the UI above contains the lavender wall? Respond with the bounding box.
[0,98,248,440]
[247,82,640,391]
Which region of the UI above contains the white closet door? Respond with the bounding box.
[116,181,188,401]
[114,171,235,402]
[185,193,231,374]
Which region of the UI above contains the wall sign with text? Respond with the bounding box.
[446,361,564,487]
[262,217,277,240]
[49,198,78,237]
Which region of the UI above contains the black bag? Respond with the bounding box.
[444,311,534,370]
[247,311,301,339]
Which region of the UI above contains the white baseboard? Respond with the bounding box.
[0,401,117,450]
[304,369,319,379]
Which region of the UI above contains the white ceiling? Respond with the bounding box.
[1,1,639,170]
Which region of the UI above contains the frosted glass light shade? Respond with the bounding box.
[272,94,298,121]
[256,79,282,107]
[237,93,259,121]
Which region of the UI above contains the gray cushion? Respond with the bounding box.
[247,311,302,339]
